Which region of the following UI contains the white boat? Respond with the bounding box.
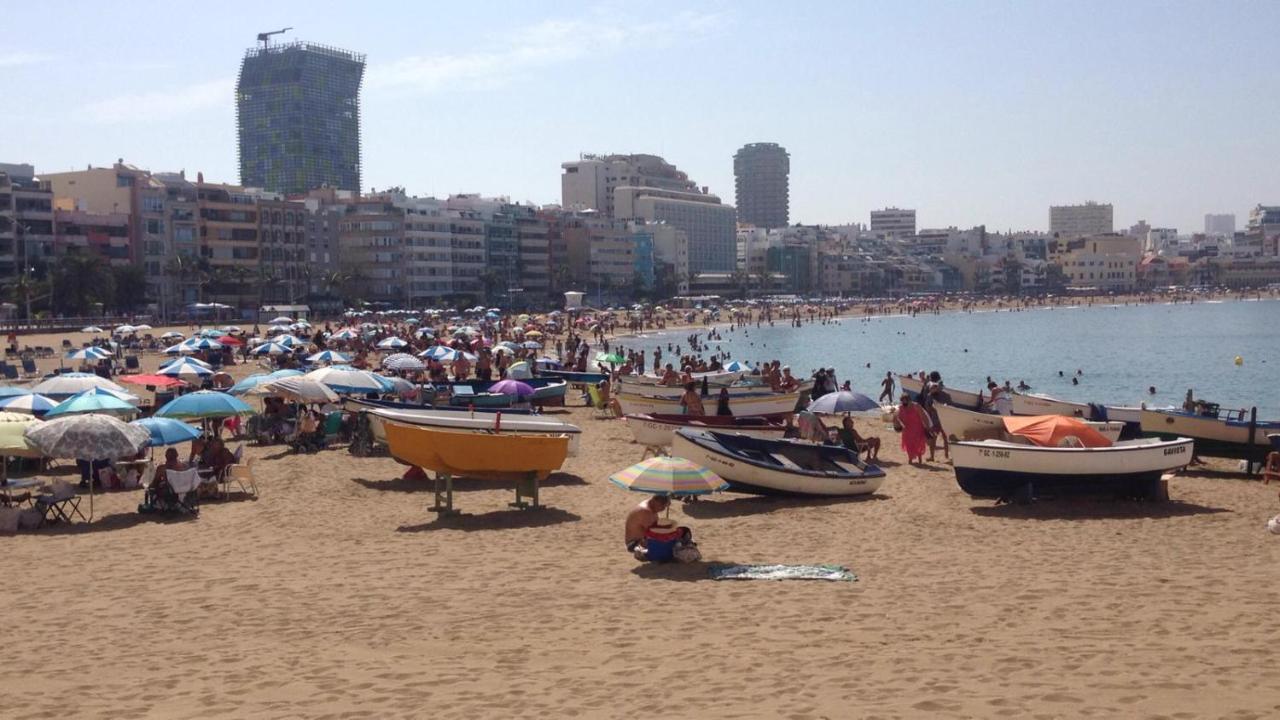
[616,377,812,399]
[625,369,745,386]
[366,406,582,455]
[1140,407,1279,460]
[899,374,985,409]
[624,413,788,448]
[616,390,801,417]
[672,429,886,497]
[935,403,1124,443]
[952,436,1194,501]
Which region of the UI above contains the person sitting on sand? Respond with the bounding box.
[625,495,668,554]
[836,416,881,460]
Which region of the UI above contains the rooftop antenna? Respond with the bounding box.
[257,27,292,48]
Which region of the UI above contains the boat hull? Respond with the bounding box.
[671,430,885,497]
[624,413,786,447]
[383,421,569,481]
[368,407,581,455]
[617,391,801,418]
[951,437,1194,500]
[899,375,984,409]
[934,403,1124,442]
[1140,409,1277,459]
[627,369,745,386]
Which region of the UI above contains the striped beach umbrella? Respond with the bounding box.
[307,350,351,364]
[250,342,292,356]
[608,456,728,496]
[0,393,57,416]
[376,336,409,350]
[65,346,112,361]
[157,361,213,379]
[159,356,212,371]
[182,337,224,351]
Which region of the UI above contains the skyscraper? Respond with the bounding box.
[236,40,365,195]
[733,143,789,228]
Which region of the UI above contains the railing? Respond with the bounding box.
[0,315,157,335]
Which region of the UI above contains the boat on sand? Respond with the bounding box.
[671,429,885,497]
[624,413,788,448]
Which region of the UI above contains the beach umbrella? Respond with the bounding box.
[413,328,435,339]
[273,334,305,348]
[250,342,291,356]
[269,316,294,324]
[524,330,543,338]
[506,361,532,380]
[131,417,201,447]
[44,387,139,418]
[31,372,130,399]
[490,380,534,398]
[329,328,359,341]
[112,325,137,335]
[199,328,223,338]
[228,369,303,396]
[0,412,43,459]
[216,335,244,346]
[382,353,424,372]
[378,375,415,396]
[608,456,727,497]
[155,391,253,420]
[261,377,340,404]
[182,338,223,351]
[595,352,624,365]
[419,345,456,361]
[119,374,187,389]
[0,393,57,416]
[162,343,196,355]
[0,385,33,398]
[134,324,153,331]
[521,340,543,349]
[304,366,393,395]
[80,326,103,333]
[25,413,151,520]
[219,326,243,335]
[65,346,112,362]
[159,356,212,371]
[160,331,185,340]
[1003,415,1112,448]
[157,361,213,380]
[807,391,881,414]
[723,360,747,372]
[376,337,409,350]
[307,350,351,364]
[533,357,561,369]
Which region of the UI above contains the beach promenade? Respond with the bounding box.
[1,322,1278,719]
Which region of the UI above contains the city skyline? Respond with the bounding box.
[3,1,1277,233]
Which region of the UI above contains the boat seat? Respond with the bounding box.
[770,453,805,470]
[831,460,863,475]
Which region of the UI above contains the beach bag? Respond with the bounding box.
[0,507,19,535]
[1267,514,1280,535]
[674,544,702,563]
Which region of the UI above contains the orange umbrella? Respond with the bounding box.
[1002,415,1112,448]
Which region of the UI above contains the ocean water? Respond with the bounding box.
[617,299,1280,418]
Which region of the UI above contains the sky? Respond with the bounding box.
[2,0,1277,233]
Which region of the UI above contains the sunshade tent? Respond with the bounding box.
[1002,415,1113,448]
[132,417,202,447]
[609,456,728,497]
[25,414,151,521]
[155,391,254,420]
[807,391,880,414]
[31,373,131,400]
[44,387,139,418]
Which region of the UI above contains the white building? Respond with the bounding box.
[1053,233,1141,291]
[1050,201,1113,238]
[869,207,916,238]
[1204,213,1235,236]
[614,185,736,273]
[560,153,698,218]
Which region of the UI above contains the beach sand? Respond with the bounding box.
[2,327,1279,719]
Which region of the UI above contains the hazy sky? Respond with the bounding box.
[3,1,1277,232]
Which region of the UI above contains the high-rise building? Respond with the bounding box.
[870,208,916,238]
[614,186,737,273]
[1049,201,1113,237]
[1204,213,1235,236]
[0,163,54,281]
[733,143,789,229]
[236,40,366,195]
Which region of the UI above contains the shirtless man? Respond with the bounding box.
[625,495,670,556]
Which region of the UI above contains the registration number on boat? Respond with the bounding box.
[979,449,1010,459]
[1163,446,1187,456]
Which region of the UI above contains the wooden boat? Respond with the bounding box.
[952,436,1194,501]
[1139,407,1279,460]
[624,413,789,448]
[368,406,581,455]
[899,374,985,409]
[671,429,886,497]
[617,376,813,399]
[627,369,745,386]
[539,369,609,385]
[346,397,533,415]
[383,421,569,482]
[902,374,1141,425]
[934,403,1124,443]
[435,378,568,406]
[617,390,802,418]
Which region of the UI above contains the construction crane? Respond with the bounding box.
[257,27,292,48]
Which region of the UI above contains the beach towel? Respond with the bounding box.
[707,564,857,582]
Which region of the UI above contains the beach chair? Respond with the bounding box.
[224,458,259,498]
[143,467,202,516]
[321,411,344,445]
[61,339,72,350]
[124,355,140,370]
[0,364,18,381]
[587,382,613,419]
[20,357,38,377]
[35,481,85,526]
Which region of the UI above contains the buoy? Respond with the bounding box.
[1235,356,1244,366]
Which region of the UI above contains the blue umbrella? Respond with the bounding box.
[45,387,138,418]
[419,345,456,361]
[132,417,202,446]
[159,356,211,371]
[807,391,881,414]
[228,369,302,396]
[155,391,253,420]
[65,346,112,361]
[250,342,291,356]
[0,386,33,398]
[724,360,749,372]
[182,338,223,351]
[0,393,57,416]
[158,361,213,379]
[307,350,350,364]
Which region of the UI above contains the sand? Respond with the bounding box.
[2,326,1280,719]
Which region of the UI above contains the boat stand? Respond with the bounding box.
[429,472,461,516]
[640,445,665,460]
[509,472,542,510]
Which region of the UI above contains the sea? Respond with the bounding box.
[615,299,1280,418]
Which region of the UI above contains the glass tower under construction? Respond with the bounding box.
[236,41,365,195]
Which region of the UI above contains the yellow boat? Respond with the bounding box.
[384,422,569,480]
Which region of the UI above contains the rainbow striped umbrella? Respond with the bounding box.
[608,456,727,496]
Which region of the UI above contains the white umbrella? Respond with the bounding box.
[80,326,103,333]
[159,356,212,370]
[376,337,409,350]
[160,331,185,340]
[158,362,213,379]
[261,377,340,404]
[304,366,392,394]
[269,316,294,324]
[31,373,130,400]
[382,353,425,372]
[250,342,291,356]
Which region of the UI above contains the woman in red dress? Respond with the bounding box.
[896,394,930,465]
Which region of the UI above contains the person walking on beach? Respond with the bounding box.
[895,394,930,466]
[879,372,895,403]
[680,382,706,416]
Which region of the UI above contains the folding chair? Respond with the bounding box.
[224,458,258,498]
[20,358,39,378]
[124,355,140,370]
[140,467,201,516]
[587,382,614,419]
[36,480,86,526]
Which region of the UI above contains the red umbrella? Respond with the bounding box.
[217,335,244,346]
[119,373,187,388]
